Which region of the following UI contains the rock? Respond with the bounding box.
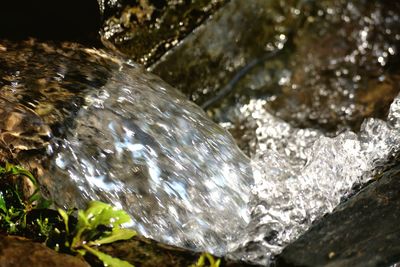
[275,160,400,267]
[151,0,400,134]
[0,235,89,267]
[96,235,259,267]
[0,39,113,169]
[151,0,299,107]
[100,0,227,66]
[267,0,400,133]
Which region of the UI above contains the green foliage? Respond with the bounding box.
[0,163,137,267]
[0,163,224,267]
[36,217,53,239]
[58,208,70,235]
[59,201,137,267]
[190,252,221,267]
[83,244,135,267]
[0,162,51,233]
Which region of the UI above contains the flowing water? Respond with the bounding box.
[43,55,253,253]
[0,39,250,254]
[226,98,400,264]
[1,1,400,264]
[38,49,400,266]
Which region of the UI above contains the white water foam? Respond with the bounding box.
[227,97,400,265]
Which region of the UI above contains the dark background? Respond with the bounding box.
[0,0,101,44]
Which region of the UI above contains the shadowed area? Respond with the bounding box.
[0,0,101,44]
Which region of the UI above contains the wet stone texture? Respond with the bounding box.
[151,0,300,108]
[275,161,400,267]
[150,0,400,137]
[96,235,258,267]
[0,39,116,165]
[0,235,89,267]
[100,0,228,66]
[269,0,400,133]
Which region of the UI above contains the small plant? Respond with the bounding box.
[0,163,223,267]
[190,252,221,267]
[0,163,137,267]
[0,162,51,233]
[59,201,137,267]
[36,217,53,238]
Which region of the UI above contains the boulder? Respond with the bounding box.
[0,235,89,267]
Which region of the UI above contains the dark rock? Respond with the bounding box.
[0,235,89,267]
[96,235,259,267]
[275,162,400,267]
[151,0,400,134]
[100,0,228,66]
[150,0,299,106]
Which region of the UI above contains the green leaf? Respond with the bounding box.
[27,189,43,203]
[76,249,87,257]
[90,228,136,246]
[58,208,70,235]
[82,244,134,267]
[71,209,91,249]
[0,193,7,214]
[72,202,134,249]
[77,209,90,229]
[190,253,221,267]
[84,201,132,229]
[5,163,37,186]
[205,253,221,267]
[36,198,52,209]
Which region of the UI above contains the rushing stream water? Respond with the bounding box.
[1,1,400,265]
[227,98,400,264]
[44,62,253,253]
[33,48,400,265]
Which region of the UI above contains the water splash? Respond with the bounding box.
[226,97,400,265]
[3,39,400,266]
[42,52,400,265]
[45,64,253,254]
[0,38,252,257]
[35,45,400,265]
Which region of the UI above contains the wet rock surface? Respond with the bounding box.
[0,235,89,267]
[151,0,400,135]
[97,235,258,267]
[151,0,300,108]
[100,0,228,66]
[0,39,119,165]
[269,0,400,133]
[275,160,400,267]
